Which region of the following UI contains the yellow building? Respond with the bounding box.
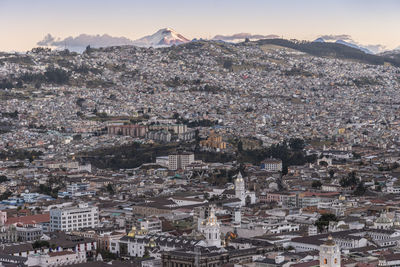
[200,131,227,150]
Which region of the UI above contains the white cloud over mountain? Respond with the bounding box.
[316,34,387,54]
[37,33,134,49]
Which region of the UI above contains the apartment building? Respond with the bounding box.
[50,203,99,232]
[168,152,194,170]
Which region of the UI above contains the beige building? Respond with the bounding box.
[200,131,227,150]
[168,152,194,170]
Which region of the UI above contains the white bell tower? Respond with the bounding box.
[319,235,341,267]
[203,206,221,247]
[235,172,246,206]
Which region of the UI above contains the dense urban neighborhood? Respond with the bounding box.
[1,38,400,267]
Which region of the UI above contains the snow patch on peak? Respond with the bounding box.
[133,28,190,47]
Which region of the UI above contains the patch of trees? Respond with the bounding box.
[18,72,46,84]
[174,113,219,127]
[0,149,43,161]
[165,76,202,88]
[339,171,358,187]
[195,151,235,163]
[76,98,85,107]
[0,175,9,183]
[353,181,366,196]
[38,177,64,198]
[0,191,12,201]
[237,139,316,175]
[86,79,114,88]
[0,79,13,89]
[44,67,70,84]
[378,162,400,172]
[16,66,70,87]
[105,184,115,195]
[1,111,19,118]
[315,213,337,232]
[186,119,219,127]
[56,59,73,68]
[352,77,381,86]
[284,67,313,77]
[73,65,102,75]
[312,180,322,189]
[79,142,188,170]
[223,59,233,70]
[33,240,50,249]
[289,138,305,151]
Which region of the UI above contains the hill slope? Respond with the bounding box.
[254,39,400,67]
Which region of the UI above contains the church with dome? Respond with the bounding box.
[373,211,395,230]
[198,206,222,247]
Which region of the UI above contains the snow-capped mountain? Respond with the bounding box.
[133,28,190,47]
[313,37,325,43]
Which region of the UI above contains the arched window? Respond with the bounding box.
[324,259,327,264]
[334,258,337,264]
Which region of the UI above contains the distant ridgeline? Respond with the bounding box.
[254,39,400,67]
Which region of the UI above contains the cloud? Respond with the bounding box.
[37,33,134,49]
[363,44,387,54]
[318,34,388,54]
[213,33,279,41]
[37,34,56,46]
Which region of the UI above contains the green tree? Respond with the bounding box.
[312,180,322,189]
[0,175,8,183]
[354,181,366,196]
[319,161,328,167]
[315,213,337,232]
[245,195,251,206]
[328,169,335,179]
[339,171,358,187]
[289,138,305,151]
[106,184,115,195]
[237,141,243,153]
[223,59,233,70]
[33,240,50,249]
[44,67,70,84]
[0,191,12,201]
[85,45,92,54]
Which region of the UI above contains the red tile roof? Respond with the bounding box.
[6,213,50,225]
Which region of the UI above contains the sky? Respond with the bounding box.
[1,0,400,52]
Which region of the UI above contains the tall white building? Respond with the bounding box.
[168,152,194,170]
[50,203,99,232]
[319,235,341,267]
